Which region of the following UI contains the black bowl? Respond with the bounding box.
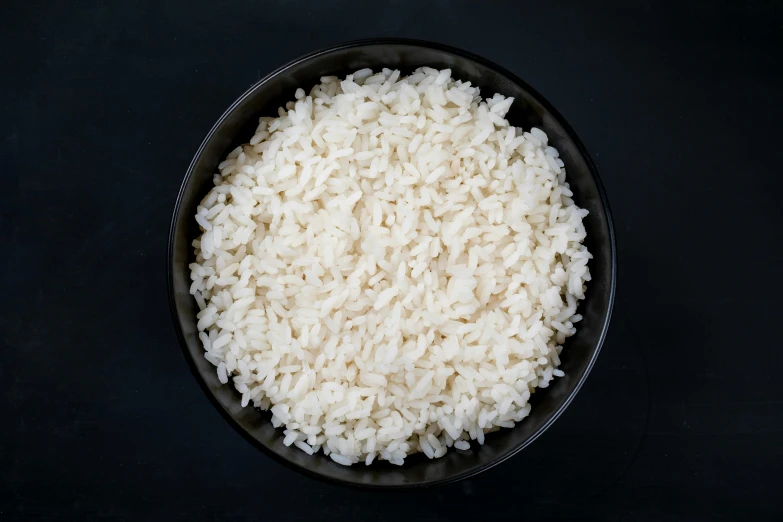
[168,38,616,488]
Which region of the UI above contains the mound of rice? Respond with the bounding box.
[189,67,591,466]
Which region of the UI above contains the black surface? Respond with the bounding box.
[2,0,781,519]
[169,39,616,488]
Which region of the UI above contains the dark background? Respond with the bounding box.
[2,1,782,520]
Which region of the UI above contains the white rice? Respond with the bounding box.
[189,68,591,466]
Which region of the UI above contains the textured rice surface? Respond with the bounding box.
[189,68,591,466]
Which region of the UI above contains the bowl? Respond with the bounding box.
[168,38,616,488]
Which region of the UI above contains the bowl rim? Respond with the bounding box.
[167,37,617,488]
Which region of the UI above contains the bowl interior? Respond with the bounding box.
[169,40,615,487]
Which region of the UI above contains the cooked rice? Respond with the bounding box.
[189,67,591,466]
